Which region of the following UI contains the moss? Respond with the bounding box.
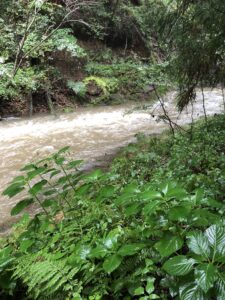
[83,76,119,103]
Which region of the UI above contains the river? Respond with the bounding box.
[0,89,224,232]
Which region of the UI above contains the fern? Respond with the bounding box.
[13,252,80,299]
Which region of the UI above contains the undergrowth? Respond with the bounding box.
[1,115,225,299]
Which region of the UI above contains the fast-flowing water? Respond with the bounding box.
[0,89,224,231]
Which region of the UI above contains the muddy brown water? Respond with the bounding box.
[0,89,224,232]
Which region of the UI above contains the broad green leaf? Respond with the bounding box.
[166,187,187,199]
[98,185,115,198]
[82,169,103,181]
[0,246,13,258]
[193,189,204,205]
[2,182,25,198]
[161,182,177,196]
[163,255,196,276]
[168,205,192,221]
[139,190,162,201]
[43,189,57,196]
[123,183,140,194]
[50,170,61,178]
[0,257,15,270]
[191,209,219,227]
[115,194,133,206]
[187,232,210,258]
[103,254,122,273]
[11,175,25,184]
[179,283,205,300]
[205,225,225,257]
[20,164,36,171]
[19,239,34,252]
[66,160,83,170]
[124,203,141,216]
[205,198,223,209]
[146,277,155,294]
[57,175,72,185]
[104,228,122,249]
[195,263,217,292]
[29,180,47,196]
[11,198,34,216]
[134,287,144,296]
[42,199,55,208]
[154,235,183,257]
[27,167,46,180]
[215,272,225,299]
[143,201,160,215]
[90,245,108,258]
[54,156,65,165]
[57,146,70,155]
[118,244,146,256]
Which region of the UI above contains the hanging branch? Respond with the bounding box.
[152,86,188,136]
[189,98,195,141]
[153,86,174,135]
[201,83,208,125]
[221,82,225,113]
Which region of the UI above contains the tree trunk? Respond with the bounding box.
[46,90,56,116]
[28,92,33,117]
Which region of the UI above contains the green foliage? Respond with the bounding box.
[0,64,47,99]
[163,0,225,109]
[0,1,85,101]
[67,80,87,98]
[1,115,225,299]
[84,76,119,103]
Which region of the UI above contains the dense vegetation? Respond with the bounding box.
[1,115,225,299]
[1,0,225,299]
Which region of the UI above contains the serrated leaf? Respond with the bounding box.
[50,170,61,178]
[118,244,145,256]
[2,182,25,198]
[205,225,225,257]
[168,205,192,221]
[66,160,83,170]
[11,198,34,215]
[166,187,187,199]
[103,255,122,273]
[216,272,225,298]
[27,167,46,180]
[195,263,217,292]
[143,200,160,215]
[179,283,205,300]
[187,232,210,258]
[154,235,183,257]
[42,199,55,208]
[29,180,47,196]
[163,255,196,276]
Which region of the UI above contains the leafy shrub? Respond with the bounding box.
[1,115,225,299]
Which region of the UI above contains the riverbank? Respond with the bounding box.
[0,89,224,233]
[1,113,225,299]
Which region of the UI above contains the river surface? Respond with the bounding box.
[0,89,224,231]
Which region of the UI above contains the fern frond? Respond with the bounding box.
[13,252,80,299]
